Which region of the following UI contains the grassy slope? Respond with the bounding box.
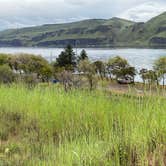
[144,12,166,37]
[0,84,165,165]
[0,12,165,47]
[119,12,166,46]
[0,18,135,47]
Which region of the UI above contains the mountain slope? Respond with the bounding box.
[0,12,165,47]
[144,12,166,46]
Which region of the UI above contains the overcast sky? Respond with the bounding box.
[0,0,165,30]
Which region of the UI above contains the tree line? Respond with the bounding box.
[0,45,166,90]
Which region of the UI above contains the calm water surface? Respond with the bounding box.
[0,47,165,81]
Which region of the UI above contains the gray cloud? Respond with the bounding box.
[0,0,165,30]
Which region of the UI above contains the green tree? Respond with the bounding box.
[28,55,52,82]
[78,59,96,90]
[78,49,88,62]
[9,54,52,82]
[140,69,158,86]
[107,56,136,83]
[139,68,148,84]
[8,54,32,74]
[154,56,166,87]
[93,61,106,79]
[119,66,136,82]
[19,54,32,73]
[56,45,76,70]
[107,56,128,79]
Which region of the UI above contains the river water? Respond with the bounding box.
[0,47,165,81]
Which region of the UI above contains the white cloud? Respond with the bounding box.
[0,0,165,30]
[118,1,166,22]
[64,0,103,6]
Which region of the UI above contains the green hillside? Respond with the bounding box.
[0,12,165,47]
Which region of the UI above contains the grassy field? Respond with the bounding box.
[0,84,165,166]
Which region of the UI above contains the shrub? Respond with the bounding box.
[0,53,10,65]
[18,74,39,87]
[0,65,15,84]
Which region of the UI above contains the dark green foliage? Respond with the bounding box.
[0,50,165,89]
[78,49,88,62]
[0,53,53,84]
[93,60,106,79]
[139,69,158,85]
[9,54,53,82]
[107,56,128,71]
[118,66,136,79]
[0,65,15,83]
[0,54,10,65]
[56,45,76,70]
[154,56,166,86]
[107,56,135,79]
[28,55,52,82]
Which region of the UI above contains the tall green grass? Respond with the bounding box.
[0,84,165,166]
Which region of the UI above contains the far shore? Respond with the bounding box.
[0,46,165,49]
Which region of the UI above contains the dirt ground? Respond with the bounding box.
[107,81,166,97]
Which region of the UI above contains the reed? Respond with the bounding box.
[0,84,165,165]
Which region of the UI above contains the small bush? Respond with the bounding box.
[18,74,39,87]
[0,65,15,84]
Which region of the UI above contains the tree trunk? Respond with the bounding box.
[89,79,93,91]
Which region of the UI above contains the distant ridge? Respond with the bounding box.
[0,12,165,47]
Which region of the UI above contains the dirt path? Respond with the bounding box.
[107,82,166,97]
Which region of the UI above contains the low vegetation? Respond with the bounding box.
[0,84,166,165]
[0,45,165,89]
[0,45,166,165]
